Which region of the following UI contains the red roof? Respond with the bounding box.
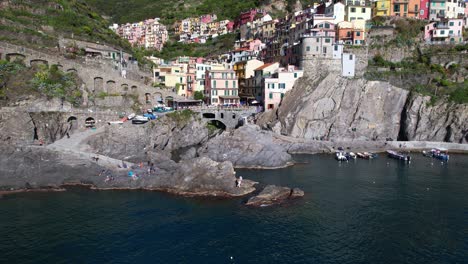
[254,63,276,71]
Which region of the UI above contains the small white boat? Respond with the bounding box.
[348,152,357,160]
[335,151,348,161]
[108,121,124,125]
[127,113,136,120]
[131,115,149,124]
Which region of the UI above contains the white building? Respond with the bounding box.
[342,53,356,77]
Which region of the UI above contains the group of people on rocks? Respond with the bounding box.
[98,159,158,183]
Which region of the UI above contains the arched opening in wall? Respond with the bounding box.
[67,116,78,132]
[154,92,163,103]
[202,113,215,119]
[94,77,104,93]
[85,117,96,128]
[67,68,77,73]
[106,80,116,93]
[232,114,236,119]
[131,85,137,91]
[208,120,226,130]
[165,96,174,107]
[220,113,224,119]
[6,53,26,63]
[121,84,129,91]
[54,64,63,69]
[145,93,151,104]
[30,59,48,67]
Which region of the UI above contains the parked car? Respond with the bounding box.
[132,115,149,124]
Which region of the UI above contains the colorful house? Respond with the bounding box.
[424,18,464,43]
[345,0,372,21]
[205,69,239,105]
[373,0,392,17]
[337,20,366,45]
[263,66,303,110]
[419,0,430,19]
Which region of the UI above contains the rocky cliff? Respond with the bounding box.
[259,71,467,144]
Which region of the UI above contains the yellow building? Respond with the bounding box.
[373,0,392,17]
[154,65,188,97]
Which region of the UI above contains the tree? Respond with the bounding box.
[194,91,204,100]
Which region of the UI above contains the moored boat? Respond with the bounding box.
[423,148,449,161]
[335,151,348,161]
[387,150,411,162]
[347,152,357,160]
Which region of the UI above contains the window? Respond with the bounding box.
[225,81,228,87]
[213,80,216,88]
[334,45,338,51]
[269,93,273,99]
[325,38,331,43]
[323,47,327,54]
[441,2,444,7]
[415,4,418,11]
[224,90,229,96]
[233,81,236,88]
[356,32,361,36]
[441,30,445,34]
[404,4,407,11]
[316,38,319,42]
[351,7,356,12]
[349,54,353,60]
[449,22,454,26]
[449,30,453,35]
[294,73,298,78]
[279,83,286,89]
[306,46,310,51]
[394,4,400,12]
[362,8,366,13]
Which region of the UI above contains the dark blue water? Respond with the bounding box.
[1,154,467,263]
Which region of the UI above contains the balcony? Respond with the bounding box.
[393,0,408,3]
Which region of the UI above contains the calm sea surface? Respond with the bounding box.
[1,154,467,263]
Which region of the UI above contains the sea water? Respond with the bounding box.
[1,154,467,263]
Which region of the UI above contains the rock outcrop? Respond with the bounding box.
[259,71,468,144]
[246,185,304,206]
[0,146,256,197]
[401,95,468,143]
[198,124,293,168]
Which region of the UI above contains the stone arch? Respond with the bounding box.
[121,84,129,91]
[131,85,137,93]
[106,80,116,93]
[203,113,215,119]
[232,113,236,119]
[94,77,104,93]
[6,53,26,63]
[67,116,78,132]
[445,61,458,69]
[154,92,163,103]
[85,117,96,128]
[208,119,226,130]
[165,96,174,107]
[145,93,151,103]
[67,68,77,73]
[30,59,48,67]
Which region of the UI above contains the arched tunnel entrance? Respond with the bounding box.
[202,113,215,119]
[207,120,226,130]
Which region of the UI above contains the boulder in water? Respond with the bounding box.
[246,185,304,206]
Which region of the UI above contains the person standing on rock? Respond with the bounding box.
[237,176,243,188]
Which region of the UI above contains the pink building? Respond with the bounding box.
[419,0,429,19]
[205,69,239,105]
[114,18,168,51]
[424,19,464,43]
[263,66,303,110]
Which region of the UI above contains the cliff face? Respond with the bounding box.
[272,73,408,141]
[402,95,468,143]
[260,72,468,144]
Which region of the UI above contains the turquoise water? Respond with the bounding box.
[1,154,467,263]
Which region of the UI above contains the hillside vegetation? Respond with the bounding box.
[83,0,311,24]
[0,0,130,50]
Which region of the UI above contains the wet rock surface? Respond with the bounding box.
[246,185,304,207]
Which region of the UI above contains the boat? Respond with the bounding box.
[131,115,149,124]
[127,113,136,120]
[422,148,449,161]
[346,152,357,160]
[335,151,348,161]
[357,152,369,159]
[387,150,411,162]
